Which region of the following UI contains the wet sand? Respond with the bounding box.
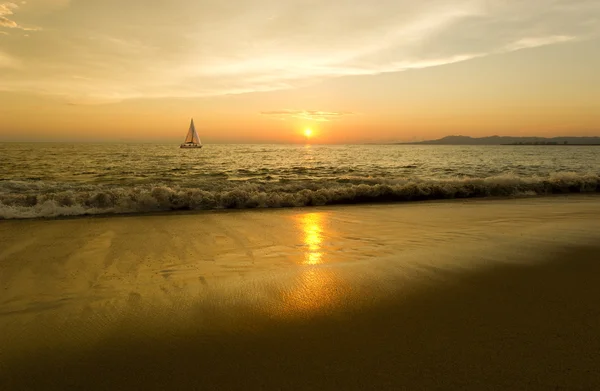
[1,196,600,390]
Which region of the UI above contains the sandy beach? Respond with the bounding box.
[1,196,600,390]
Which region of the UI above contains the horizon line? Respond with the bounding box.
[2,134,600,145]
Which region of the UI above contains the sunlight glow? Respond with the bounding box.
[304,128,313,138]
[299,212,323,265]
[266,211,349,319]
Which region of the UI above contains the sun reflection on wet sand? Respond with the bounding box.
[299,212,324,265]
[276,267,348,318]
[264,211,351,319]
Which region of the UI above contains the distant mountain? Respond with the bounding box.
[399,135,600,145]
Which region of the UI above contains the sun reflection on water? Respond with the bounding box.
[299,212,324,265]
[278,267,343,317]
[257,211,356,320]
[267,211,349,318]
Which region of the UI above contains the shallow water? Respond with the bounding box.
[1,143,599,218]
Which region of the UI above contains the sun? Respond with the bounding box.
[304,128,313,138]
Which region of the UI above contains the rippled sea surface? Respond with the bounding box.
[1,143,599,219]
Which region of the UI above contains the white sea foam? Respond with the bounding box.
[1,172,598,219]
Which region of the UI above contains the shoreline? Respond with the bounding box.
[2,192,599,222]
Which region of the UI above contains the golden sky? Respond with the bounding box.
[1,0,599,143]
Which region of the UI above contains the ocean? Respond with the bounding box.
[1,142,599,219]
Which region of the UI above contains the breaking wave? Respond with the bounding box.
[1,172,599,219]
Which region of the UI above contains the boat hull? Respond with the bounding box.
[180,144,202,149]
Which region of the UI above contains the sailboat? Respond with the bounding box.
[180,118,202,148]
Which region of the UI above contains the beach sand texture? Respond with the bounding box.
[1,196,600,390]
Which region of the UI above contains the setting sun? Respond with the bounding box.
[304,128,313,138]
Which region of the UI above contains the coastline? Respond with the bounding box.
[2,196,600,389]
[0,192,596,222]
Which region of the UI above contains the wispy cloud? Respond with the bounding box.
[261,110,354,122]
[0,2,18,27]
[0,2,17,14]
[0,0,598,102]
[0,1,40,31]
[503,35,576,51]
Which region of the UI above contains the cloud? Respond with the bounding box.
[261,110,355,122]
[0,2,18,24]
[0,0,598,102]
[503,35,576,51]
[0,16,17,27]
[0,2,17,13]
[0,1,40,31]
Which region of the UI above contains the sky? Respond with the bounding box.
[1,0,599,143]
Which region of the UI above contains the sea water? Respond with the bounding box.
[1,143,599,219]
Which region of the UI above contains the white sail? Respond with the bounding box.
[183,118,201,145]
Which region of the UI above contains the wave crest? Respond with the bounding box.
[1,172,598,219]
